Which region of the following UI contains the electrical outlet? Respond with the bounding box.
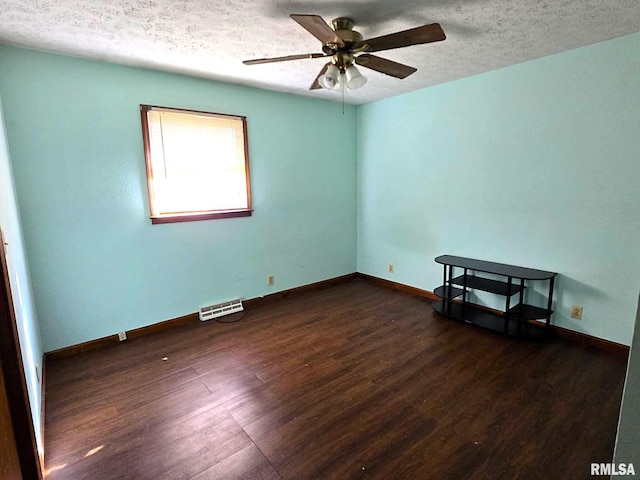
[118,331,127,341]
[570,305,583,320]
[388,264,394,273]
[267,275,274,286]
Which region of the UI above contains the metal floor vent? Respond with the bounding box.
[199,298,243,321]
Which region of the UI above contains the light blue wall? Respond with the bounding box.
[2,31,639,351]
[357,32,640,345]
[0,46,357,352]
[0,96,44,454]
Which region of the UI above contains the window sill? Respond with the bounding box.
[150,209,253,224]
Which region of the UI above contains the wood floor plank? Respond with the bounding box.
[189,443,281,480]
[44,278,628,479]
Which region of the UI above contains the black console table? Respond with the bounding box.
[433,255,557,340]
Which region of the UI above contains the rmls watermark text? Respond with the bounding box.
[591,463,636,476]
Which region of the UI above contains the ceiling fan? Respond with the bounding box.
[243,14,446,91]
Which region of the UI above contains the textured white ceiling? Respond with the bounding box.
[1,0,640,104]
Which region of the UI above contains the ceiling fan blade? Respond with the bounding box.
[243,53,326,65]
[290,14,345,48]
[355,54,417,79]
[357,23,445,53]
[310,62,331,90]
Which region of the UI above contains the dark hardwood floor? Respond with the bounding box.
[44,278,627,480]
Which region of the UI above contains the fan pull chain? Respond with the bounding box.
[342,73,345,115]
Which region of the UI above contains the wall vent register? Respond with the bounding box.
[199,299,243,321]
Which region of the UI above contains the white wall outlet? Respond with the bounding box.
[118,331,127,341]
[388,264,394,273]
[570,305,583,320]
[267,275,274,286]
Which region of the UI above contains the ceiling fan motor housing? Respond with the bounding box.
[328,18,363,70]
[331,17,363,46]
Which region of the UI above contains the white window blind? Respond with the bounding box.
[142,105,251,221]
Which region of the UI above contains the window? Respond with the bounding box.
[140,105,252,224]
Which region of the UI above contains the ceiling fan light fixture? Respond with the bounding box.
[243,15,445,93]
[318,64,340,89]
[345,64,367,90]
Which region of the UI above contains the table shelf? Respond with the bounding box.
[433,301,547,340]
[433,255,557,340]
[434,285,464,299]
[449,275,523,296]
